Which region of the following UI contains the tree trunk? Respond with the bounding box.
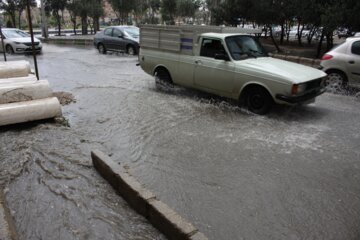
[72,19,77,35]
[307,26,316,45]
[280,23,284,44]
[269,25,281,53]
[18,10,23,29]
[57,17,61,36]
[297,21,304,46]
[316,30,325,58]
[11,14,16,28]
[94,17,100,32]
[81,16,88,35]
[286,21,291,42]
[326,33,333,51]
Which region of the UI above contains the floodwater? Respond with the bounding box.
[1,44,360,240]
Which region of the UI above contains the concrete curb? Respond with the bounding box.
[269,53,321,68]
[0,192,18,240]
[91,150,208,240]
[41,38,94,47]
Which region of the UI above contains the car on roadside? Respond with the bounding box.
[93,26,139,55]
[336,28,354,39]
[0,28,42,54]
[320,37,360,91]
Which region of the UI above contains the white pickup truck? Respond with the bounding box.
[139,25,327,114]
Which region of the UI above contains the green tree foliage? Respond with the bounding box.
[207,0,359,55]
[0,0,17,27]
[45,0,67,35]
[108,0,135,24]
[67,0,81,34]
[0,0,36,28]
[66,0,103,35]
[161,0,177,24]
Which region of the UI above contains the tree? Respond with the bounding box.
[177,0,201,23]
[108,0,135,24]
[161,0,177,24]
[17,0,37,29]
[87,0,103,33]
[46,0,67,35]
[67,0,80,35]
[0,0,17,27]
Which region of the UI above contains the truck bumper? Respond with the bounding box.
[276,88,326,104]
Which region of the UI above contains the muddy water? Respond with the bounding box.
[1,44,360,240]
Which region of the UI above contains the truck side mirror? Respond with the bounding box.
[214,53,230,61]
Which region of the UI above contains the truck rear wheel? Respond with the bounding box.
[245,86,273,115]
[154,68,173,87]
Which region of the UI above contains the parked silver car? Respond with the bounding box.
[93,26,139,55]
[320,37,360,91]
[0,28,42,54]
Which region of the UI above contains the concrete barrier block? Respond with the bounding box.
[91,150,155,216]
[0,80,53,104]
[0,192,18,240]
[91,150,209,240]
[148,199,197,240]
[0,201,11,240]
[0,97,62,127]
[0,75,37,85]
[0,60,31,79]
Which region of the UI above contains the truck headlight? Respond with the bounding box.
[291,83,307,95]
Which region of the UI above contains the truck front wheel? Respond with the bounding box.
[245,86,273,115]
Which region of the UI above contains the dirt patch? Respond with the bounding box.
[53,92,76,106]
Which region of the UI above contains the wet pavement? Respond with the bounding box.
[1,44,360,240]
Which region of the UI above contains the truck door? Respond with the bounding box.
[194,38,235,94]
[347,40,360,86]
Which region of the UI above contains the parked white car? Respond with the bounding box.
[320,37,360,91]
[0,28,42,54]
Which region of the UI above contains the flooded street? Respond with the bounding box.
[1,44,360,240]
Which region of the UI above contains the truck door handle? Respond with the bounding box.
[349,60,355,64]
[195,60,201,64]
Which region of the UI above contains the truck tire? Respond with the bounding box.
[154,68,173,87]
[245,86,273,115]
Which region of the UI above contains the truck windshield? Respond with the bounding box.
[225,36,267,60]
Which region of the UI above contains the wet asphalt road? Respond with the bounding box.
[1,44,360,240]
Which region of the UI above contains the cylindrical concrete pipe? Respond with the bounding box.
[0,80,53,104]
[0,60,31,79]
[0,75,38,85]
[0,97,62,127]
